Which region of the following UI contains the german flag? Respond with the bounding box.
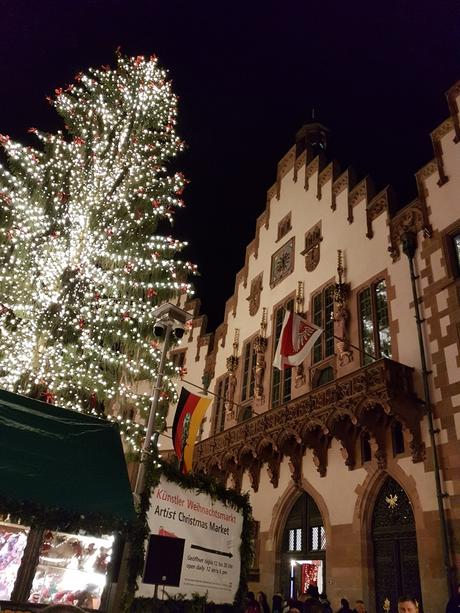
[172,387,212,473]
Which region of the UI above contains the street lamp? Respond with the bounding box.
[134,302,192,497]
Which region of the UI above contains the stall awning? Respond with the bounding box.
[0,388,135,527]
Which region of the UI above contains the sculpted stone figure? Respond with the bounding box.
[254,351,265,398]
[334,303,353,366]
[224,371,237,417]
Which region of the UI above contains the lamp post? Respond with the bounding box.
[401,231,453,598]
[134,302,192,497]
[112,303,192,612]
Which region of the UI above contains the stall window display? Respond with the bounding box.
[29,530,113,609]
[0,521,30,600]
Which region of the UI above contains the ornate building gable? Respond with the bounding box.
[366,186,394,239]
[446,79,460,142]
[317,159,341,201]
[332,167,356,211]
[179,80,460,398]
[348,176,375,224]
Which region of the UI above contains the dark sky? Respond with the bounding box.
[1,1,459,330]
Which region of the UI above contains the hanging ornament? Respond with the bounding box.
[0,192,12,205]
[58,192,70,204]
[79,318,85,329]
[43,389,55,404]
[147,287,157,298]
[73,136,85,145]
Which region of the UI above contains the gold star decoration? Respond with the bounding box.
[385,493,398,509]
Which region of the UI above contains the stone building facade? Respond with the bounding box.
[161,81,460,612]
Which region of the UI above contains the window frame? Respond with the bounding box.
[311,283,335,364]
[170,350,186,370]
[241,337,257,403]
[357,278,392,366]
[271,296,295,408]
[442,224,460,281]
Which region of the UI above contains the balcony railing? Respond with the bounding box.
[194,358,424,490]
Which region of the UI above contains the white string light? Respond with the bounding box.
[0,54,194,449]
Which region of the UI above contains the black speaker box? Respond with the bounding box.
[143,534,186,586]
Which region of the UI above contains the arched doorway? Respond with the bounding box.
[280,492,326,598]
[372,477,423,612]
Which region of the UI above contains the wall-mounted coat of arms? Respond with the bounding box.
[301,223,322,272]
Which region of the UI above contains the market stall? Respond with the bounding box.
[0,388,135,611]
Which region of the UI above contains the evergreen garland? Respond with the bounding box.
[0,494,135,536]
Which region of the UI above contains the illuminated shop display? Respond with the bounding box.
[29,530,113,609]
[0,521,30,600]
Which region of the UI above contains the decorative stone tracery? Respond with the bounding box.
[194,358,425,491]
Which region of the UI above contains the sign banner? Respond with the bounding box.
[136,475,244,603]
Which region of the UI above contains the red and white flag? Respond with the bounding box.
[273,311,323,369]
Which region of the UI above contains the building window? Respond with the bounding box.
[312,285,334,363]
[310,526,326,551]
[212,376,228,434]
[392,421,405,455]
[171,350,186,369]
[277,213,292,241]
[271,298,294,407]
[312,365,334,389]
[453,232,460,274]
[358,279,391,365]
[241,340,257,402]
[288,528,302,552]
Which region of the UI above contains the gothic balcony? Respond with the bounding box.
[194,358,425,492]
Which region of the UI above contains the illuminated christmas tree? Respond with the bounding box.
[0,54,195,447]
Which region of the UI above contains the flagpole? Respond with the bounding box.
[333,334,379,363]
[180,376,243,412]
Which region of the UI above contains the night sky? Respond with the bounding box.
[1,1,459,329]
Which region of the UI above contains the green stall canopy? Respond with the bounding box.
[0,388,135,528]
